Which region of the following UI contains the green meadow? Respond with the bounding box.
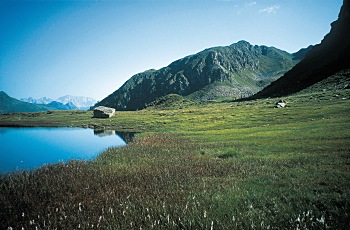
[1,90,350,229]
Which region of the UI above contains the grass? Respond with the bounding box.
[0,90,350,229]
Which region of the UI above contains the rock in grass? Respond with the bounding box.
[93,106,115,118]
[275,100,286,108]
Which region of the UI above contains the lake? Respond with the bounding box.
[0,127,127,173]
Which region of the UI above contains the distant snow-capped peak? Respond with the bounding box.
[20,97,53,104]
[20,95,97,109]
[56,95,97,108]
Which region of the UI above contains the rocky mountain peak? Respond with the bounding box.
[96,41,301,111]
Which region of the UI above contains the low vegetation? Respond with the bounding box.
[1,90,350,229]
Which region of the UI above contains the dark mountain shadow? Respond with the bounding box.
[250,0,350,99]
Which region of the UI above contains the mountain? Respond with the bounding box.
[146,94,196,110]
[64,102,79,110]
[292,45,314,61]
[96,40,303,111]
[298,69,350,94]
[56,95,97,110]
[20,95,97,110]
[252,0,350,98]
[0,91,56,114]
[20,97,53,104]
[0,91,83,114]
[46,101,78,110]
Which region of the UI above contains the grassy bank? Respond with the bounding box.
[1,90,350,229]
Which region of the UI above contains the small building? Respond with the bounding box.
[93,106,116,118]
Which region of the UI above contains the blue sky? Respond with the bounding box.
[0,0,343,101]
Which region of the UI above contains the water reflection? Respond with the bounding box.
[94,129,116,137]
[93,130,137,144]
[0,127,127,173]
[116,131,137,144]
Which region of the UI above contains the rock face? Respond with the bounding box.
[93,106,115,118]
[252,0,350,98]
[96,40,304,111]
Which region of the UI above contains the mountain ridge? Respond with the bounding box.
[20,95,97,110]
[0,91,55,114]
[0,91,84,114]
[20,97,53,104]
[251,0,350,98]
[96,40,304,110]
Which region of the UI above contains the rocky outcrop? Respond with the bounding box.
[93,106,115,118]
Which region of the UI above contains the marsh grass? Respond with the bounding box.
[1,90,350,228]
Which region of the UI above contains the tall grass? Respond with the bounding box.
[1,90,350,228]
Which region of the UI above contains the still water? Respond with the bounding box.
[0,127,127,173]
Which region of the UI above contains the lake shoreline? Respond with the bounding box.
[0,127,127,173]
[0,110,139,132]
[1,90,350,228]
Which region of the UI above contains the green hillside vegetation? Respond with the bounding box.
[0,91,80,114]
[145,94,196,110]
[0,91,55,114]
[1,89,349,229]
[96,41,301,111]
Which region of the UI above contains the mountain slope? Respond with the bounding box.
[0,91,56,114]
[64,102,79,110]
[292,45,314,61]
[96,41,300,111]
[46,101,78,110]
[298,69,350,94]
[252,0,350,98]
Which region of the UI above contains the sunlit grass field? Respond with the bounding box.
[1,90,350,229]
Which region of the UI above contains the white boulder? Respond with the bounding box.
[274,100,286,108]
[93,106,115,118]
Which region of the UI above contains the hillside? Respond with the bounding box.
[145,94,196,110]
[46,101,78,110]
[96,41,302,111]
[0,91,83,114]
[0,91,55,114]
[252,0,350,98]
[299,69,350,94]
